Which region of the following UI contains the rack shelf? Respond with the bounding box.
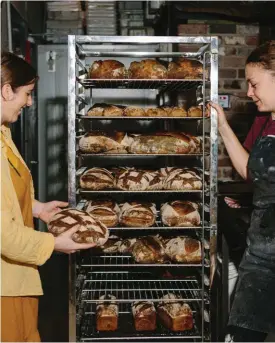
[78,189,205,194]
[80,271,207,303]
[77,78,205,91]
[80,254,204,268]
[77,115,207,120]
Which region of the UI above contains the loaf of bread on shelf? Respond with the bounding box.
[128,59,167,79]
[89,60,127,79]
[146,107,167,117]
[85,200,120,227]
[128,132,191,154]
[48,208,109,246]
[118,238,137,253]
[168,58,203,79]
[96,294,118,331]
[80,167,115,190]
[157,293,193,331]
[79,131,131,154]
[115,169,151,191]
[100,237,122,253]
[104,105,125,117]
[185,134,202,153]
[187,105,203,117]
[161,167,202,190]
[132,235,166,263]
[132,301,156,331]
[164,236,202,263]
[168,107,188,117]
[119,202,157,227]
[161,201,201,227]
[146,170,164,190]
[87,103,107,116]
[124,107,146,117]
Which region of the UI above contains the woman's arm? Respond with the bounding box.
[208,102,249,180]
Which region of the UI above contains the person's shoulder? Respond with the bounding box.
[252,115,270,127]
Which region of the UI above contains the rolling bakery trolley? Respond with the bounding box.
[68,35,219,342]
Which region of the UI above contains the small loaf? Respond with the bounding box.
[96,294,118,331]
[48,208,109,246]
[132,301,156,331]
[164,236,202,263]
[157,293,193,331]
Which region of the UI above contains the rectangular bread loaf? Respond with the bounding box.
[96,294,118,331]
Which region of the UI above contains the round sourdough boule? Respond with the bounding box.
[48,208,109,246]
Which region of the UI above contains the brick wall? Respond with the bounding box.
[178,23,259,181]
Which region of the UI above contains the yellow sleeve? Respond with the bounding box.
[1,166,55,266]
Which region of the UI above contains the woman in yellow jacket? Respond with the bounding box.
[1,52,95,342]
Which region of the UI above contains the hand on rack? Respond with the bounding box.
[206,102,229,130]
[33,200,68,224]
[53,226,96,254]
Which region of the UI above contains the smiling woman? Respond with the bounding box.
[1,52,96,342]
[208,41,275,342]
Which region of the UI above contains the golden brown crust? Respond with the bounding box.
[85,200,119,227]
[89,60,127,79]
[168,107,188,117]
[119,202,157,227]
[132,301,156,331]
[146,107,167,117]
[96,295,118,331]
[104,105,124,117]
[132,236,166,263]
[80,168,115,190]
[124,107,146,117]
[164,236,202,263]
[128,59,168,79]
[161,201,201,227]
[187,105,203,117]
[168,58,203,79]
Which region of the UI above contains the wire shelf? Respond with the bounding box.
[80,310,202,341]
[77,115,206,120]
[78,189,205,194]
[81,271,206,303]
[80,254,203,268]
[77,78,204,91]
[79,152,205,157]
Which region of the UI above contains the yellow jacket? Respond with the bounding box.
[1,125,55,296]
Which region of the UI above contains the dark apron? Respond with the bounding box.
[229,116,275,333]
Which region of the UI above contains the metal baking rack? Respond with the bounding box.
[68,35,218,343]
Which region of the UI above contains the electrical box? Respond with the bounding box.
[218,94,230,109]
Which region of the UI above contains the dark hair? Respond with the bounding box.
[246,40,275,74]
[1,52,38,91]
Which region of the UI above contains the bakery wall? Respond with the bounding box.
[178,23,260,181]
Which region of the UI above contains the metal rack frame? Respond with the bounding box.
[68,35,218,342]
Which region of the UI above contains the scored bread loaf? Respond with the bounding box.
[100,238,122,253]
[80,168,115,190]
[132,301,156,331]
[132,236,166,264]
[157,293,193,331]
[96,294,118,331]
[146,170,164,190]
[164,236,202,263]
[116,169,150,191]
[104,105,125,117]
[79,131,131,154]
[48,208,109,246]
[85,200,120,227]
[168,58,203,79]
[161,201,201,227]
[146,107,167,117]
[119,202,157,227]
[168,107,188,117]
[89,60,127,79]
[87,103,107,116]
[187,105,203,117]
[128,59,167,79]
[162,168,202,190]
[124,107,146,117]
[129,132,191,154]
[118,238,137,253]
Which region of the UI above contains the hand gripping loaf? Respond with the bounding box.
[89,60,127,79]
[80,168,115,190]
[48,208,109,246]
[161,201,201,227]
[157,293,193,331]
